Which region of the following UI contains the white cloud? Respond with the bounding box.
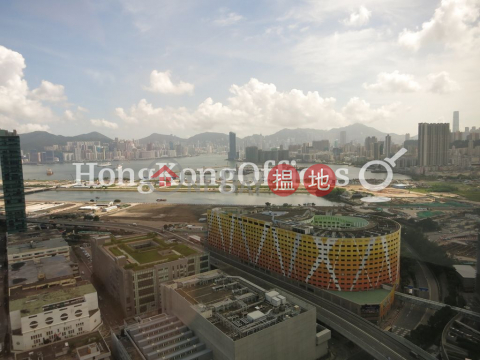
[31,80,67,103]
[427,71,460,93]
[144,70,194,95]
[293,29,393,84]
[117,78,399,136]
[90,118,119,129]
[64,106,88,121]
[213,11,244,26]
[342,97,400,123]
[363,71,421,92]
[0,45,58,132]
[398,0,480,51]
[17,123,51,133]
[342,6,372,27]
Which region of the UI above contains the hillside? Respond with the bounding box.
[19,131,112,151]
[19,124,409,151]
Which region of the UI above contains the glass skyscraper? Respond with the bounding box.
[0,129,27,234]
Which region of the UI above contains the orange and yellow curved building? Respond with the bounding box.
[206,208,400,292]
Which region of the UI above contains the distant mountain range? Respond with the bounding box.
[19,131,112,151]
[241,124,406,145]
[19,124,408,151]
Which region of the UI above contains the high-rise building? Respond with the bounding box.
[373,142,381,160]
[418,123,450,166]
[312,140,330,151]
[245,146,259,163]
[228,131,237,160]
[364,136,377,157]
[0,129,27,234]
[453,111,460,132]
[384,134,392,157]
[405,133,410,141]
[340,131,347,146]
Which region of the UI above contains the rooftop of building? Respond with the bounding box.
[103,233,201,270]
[8,235,69,256]
[9,280,96,317]
[453,265,476,279]
[166,270,307,341]
[7,228,65,242]
[9,255,76,288]
[210,207,400,237]
[125,313,212,360]
[14,331,109,360]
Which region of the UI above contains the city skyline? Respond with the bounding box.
[0,0,479,138]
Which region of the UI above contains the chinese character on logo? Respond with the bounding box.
[273,169,294,191]
[303,164,336,197]
[307,168,330,191]
[268,164,300,197]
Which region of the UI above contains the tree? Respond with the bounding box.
[114,199,121,203]
[265,202,271,207]
[93,215,100,221]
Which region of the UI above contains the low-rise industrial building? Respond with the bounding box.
[91,233,210,317]
[7,236,70,265]
[159,270,330,360]
[9,280,102,351]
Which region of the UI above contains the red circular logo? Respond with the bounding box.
[303,164,336,197]
[267,164,300,197]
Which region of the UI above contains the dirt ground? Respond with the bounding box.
[103,203,215,224]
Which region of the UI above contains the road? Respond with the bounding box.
[70,245,124,332]
[393,244,441,337]
[23,217,435,360]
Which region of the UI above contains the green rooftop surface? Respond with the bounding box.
[107,234,198,266]
[417,210,444,218]
[9,283,96,317]
[326,288,391,305]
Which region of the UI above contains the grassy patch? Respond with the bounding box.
[417,210,444,218]
[109,246,124,257]
[114,234,197,265]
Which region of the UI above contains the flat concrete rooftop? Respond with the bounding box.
[9,281,95,317]
[9,255,75,288]
[8,237,69,256]
[14,331,109,360]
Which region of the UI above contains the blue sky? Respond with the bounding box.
[0,0,478,138]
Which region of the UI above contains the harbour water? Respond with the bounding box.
[17,154,411,182]
[13,154,411,205]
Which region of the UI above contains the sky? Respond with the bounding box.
[0,0,479,139]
